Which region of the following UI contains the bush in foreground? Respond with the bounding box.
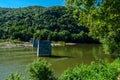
[59,60,120,80]
[4,72,24,80]
[27,59,56,80]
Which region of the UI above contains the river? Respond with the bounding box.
[0,44,113,79]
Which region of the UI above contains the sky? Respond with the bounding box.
[0,0,65,8]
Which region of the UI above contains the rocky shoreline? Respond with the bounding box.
[0,42,32,48]
[0,42,78,48]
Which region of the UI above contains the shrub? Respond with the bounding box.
[59,62,119,80]
[4,72,24,80]
[27,59,56,80]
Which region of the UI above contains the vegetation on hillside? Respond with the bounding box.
[0,6,97,43]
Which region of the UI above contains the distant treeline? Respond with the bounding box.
[0,6,98,43]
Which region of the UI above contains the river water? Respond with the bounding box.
[0,44,113,79]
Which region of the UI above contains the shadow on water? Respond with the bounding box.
[40,55,73,59]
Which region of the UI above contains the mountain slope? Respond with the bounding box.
[0,6,97,43]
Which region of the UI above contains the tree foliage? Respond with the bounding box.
[66,0,120,54]
[59,62,119,80]
[0,6,97,43]
[27,59,56,80]
[4,72,24,80]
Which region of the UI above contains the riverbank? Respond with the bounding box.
[0,42,32,48]
[0,41,79,48]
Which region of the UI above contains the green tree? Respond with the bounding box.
[27,59,56,80]
[58,30,70,41]
[33,29,51,40]
[66,0,120,54]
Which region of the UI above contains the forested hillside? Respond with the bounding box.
[0,6,97,43]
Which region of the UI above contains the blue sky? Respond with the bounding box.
[0,0,65,8]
